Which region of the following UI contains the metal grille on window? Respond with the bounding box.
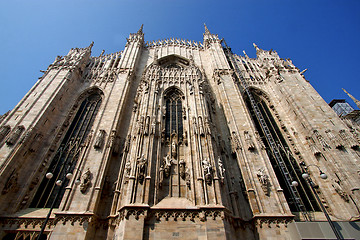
[30,93,102,208]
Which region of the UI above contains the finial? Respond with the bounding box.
[89,41,94,49]
[204,23,210,34]
[343,88,360,109]
[137,24,144,34]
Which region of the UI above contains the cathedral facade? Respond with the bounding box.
[0,25,359,239]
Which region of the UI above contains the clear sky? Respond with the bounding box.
[0,0,359,115]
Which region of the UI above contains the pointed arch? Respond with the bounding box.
[30,88,103,208]
[244,87,320,213]
[163,87,184,140]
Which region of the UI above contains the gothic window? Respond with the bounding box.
[164,89,183,140]
[245,90,320,213]
[30,93,102,208]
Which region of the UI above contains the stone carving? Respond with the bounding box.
[171,134,177,158]
[257,168,270,196]
[202,158,212,185]
[107,130,116,148]
[244,131,255,151]
[80,168,91,193]
[144,116,150,136]
[332,180,349,202]
[192,117,198,135]
[313,130,330,149]
[1,169,18,195]
[179,159,186,179]
[124,135,131,153]
[325,129,343,149]
[124,160,131,184]
[6,125,25,145]
[218,157,225,184]
[150,117,156,135]
[158,165,164,188]
[339,129,358,149]
[94,129,106,149]
[230,131,242,155]
[0,125,11,142]
[254,131,266,150]
[183,130,188,146]
[163,154,172,178]
[137,154,147,184]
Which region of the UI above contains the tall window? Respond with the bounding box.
[245,91,320,213]
[165,89,183,139]
[31,93,102,208]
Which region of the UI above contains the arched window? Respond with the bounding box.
[30,93,102,208]
[244,90,320,213]
[164,89,183,140]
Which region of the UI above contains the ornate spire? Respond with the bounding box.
[343,88,360,109]
[137,24,144,34]
[204,23,210,35]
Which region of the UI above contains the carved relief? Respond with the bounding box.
[179,159,186,179]
[339,129,358,149]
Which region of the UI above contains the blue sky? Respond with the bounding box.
[0,0,359,114]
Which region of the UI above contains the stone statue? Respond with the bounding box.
[218,157,225,184]
[164,154,172,178]
[202,158,212,185]
[332,180,349,202]
[137,154,147,184]
[80,168,91,194]
[94,129,106,149]
[179,159,186,179]
[244,131,255,151]
[158,166,164,188]
[257,168,270,195]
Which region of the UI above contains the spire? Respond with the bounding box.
[343,88,360,109]
[137,24,144,34]
[204,23,211,35]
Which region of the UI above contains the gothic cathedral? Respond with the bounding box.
[0,25,359,239]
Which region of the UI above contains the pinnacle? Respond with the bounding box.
[204,23,210,34]
[343,88,360,109]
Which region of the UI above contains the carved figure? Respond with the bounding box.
[80,168,91,193]
[171,137,177,158]
[125,161,131,176]
[179,159,186,179]
[144,116,150,136]
[94,129,106,149]
[332,180,349,202]
[164,155,172,178]
[159,166,164,188]
[202,158,212,185]
[313,130,330,149]
[257,168,270,195]
[218,157,225,184]
[137,154,147,183]
[244,131,255,151]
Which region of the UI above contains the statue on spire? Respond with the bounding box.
[343,88,360,109]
